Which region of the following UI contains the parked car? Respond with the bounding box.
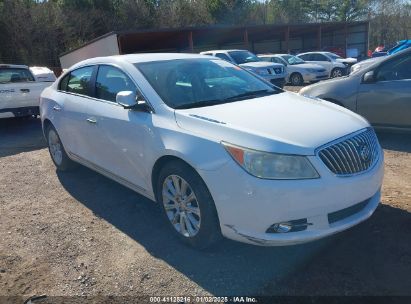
[354,40,411,73]
[0,64,54,119]
[300,48,411,131]
[297,52,356,78]
[40,53,383,248]
[200,50,286,88]
[29,66,57,82]
[372,40,411,58]
[258,54,328,86]
[350,56,385,74]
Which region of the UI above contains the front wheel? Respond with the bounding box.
[331,68,344,78]
[46,125,76,171]
[156,161,221,249]
[290,73,304,86]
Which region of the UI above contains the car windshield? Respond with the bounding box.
[228,51,261,64]
[325,52,342,59]
[136,58,281,109]
[281,55,305,65]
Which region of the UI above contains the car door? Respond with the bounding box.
[82,64,153,191]
[309,53,333,74]
[356,53,411,128]
[0,67,40,115]
[55,66,97,160]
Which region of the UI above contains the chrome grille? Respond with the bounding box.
[318,128,379,175]
[274,67,282,74]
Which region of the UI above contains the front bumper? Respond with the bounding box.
[199,148,384,246]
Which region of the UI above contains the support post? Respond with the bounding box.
[317,25,322,50]
[244,28,249,50]
[344,23,348,57]
[285,26,290,53]
[188,31,194,53]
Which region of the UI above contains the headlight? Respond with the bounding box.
[256,68,270,76]
[222,142,320,179]
[351,65,360,73]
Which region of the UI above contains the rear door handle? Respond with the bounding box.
[86,117,97,124]
[20,89,30,93]
[53,105,61,111]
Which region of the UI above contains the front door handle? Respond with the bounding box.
[53,105,61,111]
[86,117,97,124]
[20,88,30,93]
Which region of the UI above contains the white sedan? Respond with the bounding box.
[258,54,329,85]
[40,54,384,248]
[297,52,353,78]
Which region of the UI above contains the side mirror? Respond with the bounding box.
[116,91,137,109]
[116,91,151,112]
[363,71,375,83]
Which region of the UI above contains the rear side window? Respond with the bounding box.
[58,73,70,91]
[312,54,328,61]
[95,65,137,102]
[0,68,35,83]
[215,53,232,62]
[66,66,94,96]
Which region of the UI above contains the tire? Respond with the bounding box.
[290,73,304,86]
[45,124,76,171]
[331,68,344,78]
[156,160,221,249]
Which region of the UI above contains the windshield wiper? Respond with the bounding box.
[174,99,228,109]
[223,89,279,101]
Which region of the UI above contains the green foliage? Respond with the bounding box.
[0,0,409,66]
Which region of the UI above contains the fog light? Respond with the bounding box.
[266,218,310,233]
[271,223,292,233]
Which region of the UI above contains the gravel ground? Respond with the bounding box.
[0,98,410,302]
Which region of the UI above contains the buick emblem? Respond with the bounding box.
[358,143,371,162]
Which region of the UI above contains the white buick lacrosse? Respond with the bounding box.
[40,54,384,248]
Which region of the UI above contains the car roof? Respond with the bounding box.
[200,49,248,53]
[258,54,288,57]
[71,53,213,69]
[0,64,29,69]
[298,51,329,55]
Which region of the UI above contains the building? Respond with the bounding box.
[60,21,369,69]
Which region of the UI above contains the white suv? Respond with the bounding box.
[200,50,286,88]
[297,52,351,78]
[40,54,383,249]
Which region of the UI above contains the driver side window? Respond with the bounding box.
[95,65,137,102]
[376,55,411,81]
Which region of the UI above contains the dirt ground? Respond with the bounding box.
[0,92,411,302]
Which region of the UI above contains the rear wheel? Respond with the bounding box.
[290,73,304,86]
[156,161,221,249]
[46,125,76,171]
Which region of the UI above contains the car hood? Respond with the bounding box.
[174,92,368,155]
[240,62,282,69]
[336,57,357,64]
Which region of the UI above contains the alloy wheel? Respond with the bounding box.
[48,129,63,166]
[162,175,201,237]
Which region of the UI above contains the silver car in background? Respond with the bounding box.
[258,54,329,86]
[300,48,411,131]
